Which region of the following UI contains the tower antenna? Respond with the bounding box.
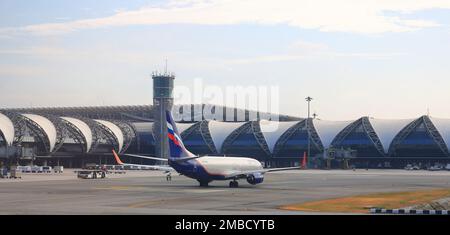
[165,59,168,74]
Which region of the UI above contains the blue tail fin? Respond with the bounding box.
[166,110,193,159]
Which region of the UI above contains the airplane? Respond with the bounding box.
[112,110,302,188]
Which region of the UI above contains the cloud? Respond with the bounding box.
[1,0,449,36]
[0,64,50,78]
[290,40,329,52]
[227,39,407,64]
[0,43,232,75]
[0,47,68,56]
[228,52,407,64]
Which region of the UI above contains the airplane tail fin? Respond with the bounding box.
[166,110,195,159]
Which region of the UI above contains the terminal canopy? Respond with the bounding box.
[95,120,124,153]
[61,117,93,152]
[22,114,57,152]
[0,113,15,146]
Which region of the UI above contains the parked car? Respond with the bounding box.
[445,164,450,171]
[42,166,52,173]
[428,164,444,171]
[31,166,43,173]
[17,166,32,173]
[405,164,420,170]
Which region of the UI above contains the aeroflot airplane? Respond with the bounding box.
[112,111,301,188]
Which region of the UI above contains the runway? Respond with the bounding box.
[1,169,450,214]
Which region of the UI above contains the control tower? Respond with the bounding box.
[152,72,175,159]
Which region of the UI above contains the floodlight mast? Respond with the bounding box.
[305,96,313,167]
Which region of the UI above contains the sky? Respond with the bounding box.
[1,0,450,120]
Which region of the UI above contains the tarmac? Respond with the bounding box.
[1,169,450,214]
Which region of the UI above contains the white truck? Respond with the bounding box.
[76,170,107,179]
[54,166,64,173]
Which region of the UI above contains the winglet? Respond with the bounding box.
[112,149,124,165]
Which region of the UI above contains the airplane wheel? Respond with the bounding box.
[199,181,209,187]
[229,181,239,188]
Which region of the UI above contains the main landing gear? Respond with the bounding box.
[229,180,239,188]
[198,180,210,187]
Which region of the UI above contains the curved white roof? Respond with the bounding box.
[368,118,414,153]
[176,123,196,134]
[95,120,124,153]
[429,117,450,151]
[260,121,298,153]
[22,114,57,152]
[313,119,353,148]
[208,121,246,153]
[0,113,15,146]
[61,117,93,152]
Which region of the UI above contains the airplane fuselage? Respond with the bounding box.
[169,156,263,182]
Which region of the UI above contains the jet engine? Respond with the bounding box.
[246,173,264,185]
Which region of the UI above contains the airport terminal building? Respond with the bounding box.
[1,104,450,169]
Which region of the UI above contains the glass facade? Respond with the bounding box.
[223,126,269,160]
[275,128,321,158]
[56,143,84,154]
[126,132,156,155]
[393,122,446,158]
[138,133,156,155]
[183,129,215,155]
[333,124,384,158]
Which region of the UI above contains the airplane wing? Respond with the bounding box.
[124,163,174,172]
[124,154,169,162]
[123,153,202,163]
[265,166,303,172]
[225,166,302,179]
[112,150,175,172]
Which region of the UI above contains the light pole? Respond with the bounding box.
[305,96,313,167]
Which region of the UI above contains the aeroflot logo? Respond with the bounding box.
[167,122,182,147]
